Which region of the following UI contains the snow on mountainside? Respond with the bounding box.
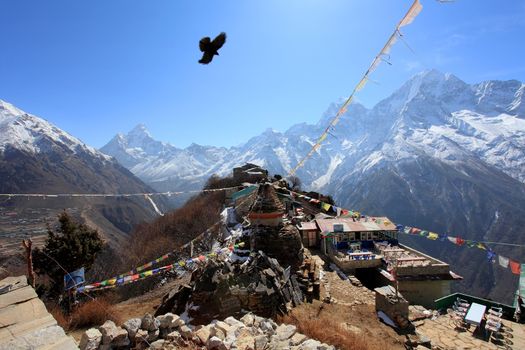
[0,99,110,160]
[101,70,525,193]
[0,99,168,247]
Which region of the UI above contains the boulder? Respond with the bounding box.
[240,313,255,327]
[147,329,160,342]
[254,334,269,349]
[207,336,228,350]
[236,328,256,350]
[289,332,307,346]
[194,325,212,345]
[299,339,322,350]
[267,336,291,350]
[253,315,265,328]
[209,325,226,340]
[79,328,102,350]
[172,316,185,328]
[135,329,148,342]
[275,324,296,341]
[149,339,166,349]
[166,330,182,341]
[179,325,193,340]
[99,320,117,345]
[259,320,275,334]
[122,317,142,340]
[215,320,233,335]
[141,313,160,331]
[224,316,245,328]
[156,313,177,329]
[111,328,130,348]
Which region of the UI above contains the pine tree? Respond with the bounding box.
[33,211,103,297]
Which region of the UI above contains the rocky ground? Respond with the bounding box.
[79,312,335,350]
[71,249,525,350]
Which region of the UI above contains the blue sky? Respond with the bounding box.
[1,0,524,148]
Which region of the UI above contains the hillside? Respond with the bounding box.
[0,100,167,263]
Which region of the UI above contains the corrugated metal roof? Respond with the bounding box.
[315,217,396,232]
[231,185,258,201]
[297,222,317,230]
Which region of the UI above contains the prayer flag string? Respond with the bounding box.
[288,0,423,177]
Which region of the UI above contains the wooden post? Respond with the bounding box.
[21,238,36,287]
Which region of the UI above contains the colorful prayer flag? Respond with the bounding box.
[321,202,332,211]
[456,237,465,246]
[466,240,477,248]
[427,232,438,240]
[447,236,456,244]
[487,250,496,263]
[510,260,521,275]
[498,256,509,268]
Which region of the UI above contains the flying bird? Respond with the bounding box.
[198,32,226,64]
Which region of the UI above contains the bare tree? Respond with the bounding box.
[288,175,302,191]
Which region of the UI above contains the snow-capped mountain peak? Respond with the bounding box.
[0,99,109,160]
[101,70,525,193]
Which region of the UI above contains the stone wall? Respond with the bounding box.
[399,280,451,308]
[79,312,335,350]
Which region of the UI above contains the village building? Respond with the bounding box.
[232,163,268,184]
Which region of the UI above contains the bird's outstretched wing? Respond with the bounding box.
[199,37,211,52]
[199,51,214,64]
[211,32,226,50]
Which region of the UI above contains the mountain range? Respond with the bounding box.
[0,99,166,255]
[101,70,525,303]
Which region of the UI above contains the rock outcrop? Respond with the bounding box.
[155,251,304,324]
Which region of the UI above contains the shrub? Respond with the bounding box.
[68,298,121,330]
[48,304,69,329]
[278,306,393,350]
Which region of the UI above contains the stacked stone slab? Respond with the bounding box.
[296,256,321,301]
[0,276,77,349]
[250,224,304,270]
[155,251,304,324]
[80,312,335,350]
